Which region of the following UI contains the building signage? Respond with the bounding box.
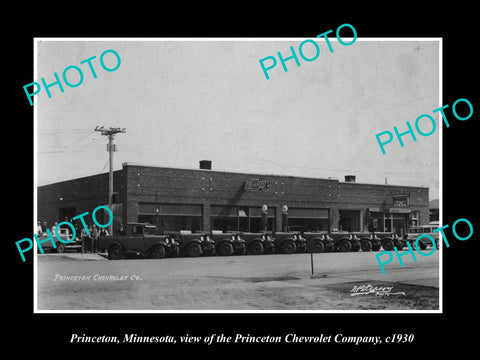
[392,194,409,208]
[389,208,411,214]
[245,179,270,191]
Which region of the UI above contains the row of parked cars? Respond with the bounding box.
[93,222,438,260]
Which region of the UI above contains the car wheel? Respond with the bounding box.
[187,242,202,257]
[249,241,264,255]
[338,240,352,252]
[313,240,325,253]
[56,243,66,253]
[219,242,234,256]
[150,245,165,259]
[372,244,381,251]
[170,245,180,258]
[360,239,372,252]
[418,242,427,250]
[382,238,394,251]
[108,244,123,260]
[282,240,296,254]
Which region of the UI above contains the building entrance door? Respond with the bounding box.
[339,210,361,232]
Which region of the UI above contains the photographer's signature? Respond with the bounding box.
[350,284,406,297]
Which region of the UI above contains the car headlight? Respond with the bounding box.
[232,235,235,241]
[293,235,297,240]
[165,238,169,244]
[200,236,204,241]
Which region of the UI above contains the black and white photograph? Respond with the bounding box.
[33,38,441,312]
[6,6,479,355]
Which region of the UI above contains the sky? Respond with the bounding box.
[35,38,440,200]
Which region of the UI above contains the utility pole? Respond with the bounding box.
[94,126,126,235]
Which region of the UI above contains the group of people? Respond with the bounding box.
[79,224,109,253]
[36,220,109,253]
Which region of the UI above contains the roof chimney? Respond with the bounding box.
[199,160,212,170]
[345,175,356,183]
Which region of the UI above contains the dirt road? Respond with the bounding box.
[36,251,439,311]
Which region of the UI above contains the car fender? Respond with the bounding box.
[220,237,234,244]
[185,238,202,247]
[146,241,167,253]
[107,240,125,250]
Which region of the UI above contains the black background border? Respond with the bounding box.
[6,4,478,355]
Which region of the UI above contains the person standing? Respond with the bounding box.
[81,226,89,253]
[51,222,58,236]
[117,222,126,236]
[91,225,99,253]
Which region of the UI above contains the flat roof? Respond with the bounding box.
[122,162,428,190]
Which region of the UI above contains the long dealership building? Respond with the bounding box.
[37,161,430,235]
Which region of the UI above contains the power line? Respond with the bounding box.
[100,159,109,173]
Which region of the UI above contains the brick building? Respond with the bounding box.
[37,161,429,235]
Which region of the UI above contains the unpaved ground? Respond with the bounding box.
[36,251,439,311]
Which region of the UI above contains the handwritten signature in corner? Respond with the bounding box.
[350,284,406,297]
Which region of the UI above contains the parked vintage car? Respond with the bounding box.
[209,230,246,256]
[98,222,179,260]
[350,232,382,252]
[37,227,83,253]
[373,232,405,251]
[238,231,275,255]
[301,231,335,253]
[403,224,439,250]
[327,231,361,252]
[273,232,307,254]
[164,230,216,257]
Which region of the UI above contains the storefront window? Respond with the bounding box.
[138,203,202,233]
[369,212,408,234]
[211,205,276,232]
[287,208,329,232]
